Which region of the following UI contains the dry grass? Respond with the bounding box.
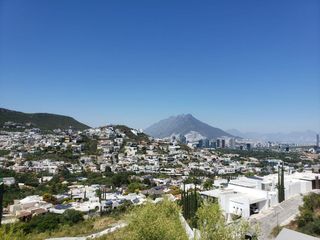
[23,215,119,240]
[96,228,128,240]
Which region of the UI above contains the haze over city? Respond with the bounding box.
[1,0,320,132]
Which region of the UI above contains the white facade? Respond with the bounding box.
[200,171,320,219]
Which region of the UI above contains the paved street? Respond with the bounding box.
[249,194,303,240]
[249,190,320,240]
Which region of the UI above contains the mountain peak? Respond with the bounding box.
[145,114,232,139]
[174,113,194,119]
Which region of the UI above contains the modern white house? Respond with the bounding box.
[200,171,320,219]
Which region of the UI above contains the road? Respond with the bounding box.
[249,190,320,240]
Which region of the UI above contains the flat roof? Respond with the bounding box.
[200,189,235,198]
[228,180,257,188]
[230,194,267,204]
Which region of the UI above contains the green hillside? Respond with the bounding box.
[0,108,90,130]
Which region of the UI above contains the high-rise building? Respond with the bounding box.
[246,143,251,151]
[221,139,226,148]
[216,139,221,148]
[317,134,319,148]
[229,138,235,149]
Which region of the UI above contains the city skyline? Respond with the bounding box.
[1,0,319,132]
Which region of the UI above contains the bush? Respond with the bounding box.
[125,199,188,240]
[63,209,84,225]
[22,213,62,233]
[42,193,57,204]
[197,202,255,240]
[20,209,84,234]
[295,193,320,237]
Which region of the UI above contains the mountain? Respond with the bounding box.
[0,108,90,130]
[226,129,318,145]
[145,114,232,140]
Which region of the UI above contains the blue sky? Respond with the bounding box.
[0,0,319,132]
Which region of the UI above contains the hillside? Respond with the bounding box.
[145,114,232,140]
[0,108,90,130]
[113,125,150,142]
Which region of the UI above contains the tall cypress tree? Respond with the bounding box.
[182,182,199,222]
[277,163,285,203]
[281,162,285,202]
[194,184,197,216]
[182,184,186,218]
[0,180,3,226]
[277,165,281,203]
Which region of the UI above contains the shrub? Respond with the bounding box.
[125,199,188,240]
[63,209,84,225]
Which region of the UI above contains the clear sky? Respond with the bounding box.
[0,0,319,132]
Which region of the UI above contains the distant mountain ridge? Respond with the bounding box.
[226,129,318,144]
[145,114,232,140]
[0,108,90,130]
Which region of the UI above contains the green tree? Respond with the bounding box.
[197,202,254,240]
[277,163,285,203]
[197,202,231,240]
[22,213,62,233]
[42,193,57,204]
[203,179,214,190]
[63,209,84,225]
[125,199,188,240]
[127,182,142,193]
[295,192,320,237]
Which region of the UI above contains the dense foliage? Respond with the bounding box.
[25,148,79,163]
[1,169,69,207]
[124,199,188,240]
[0,212,119,240]
[197,202,256,240]
[295,193,320,237]
[277,163,285,203]
[1,168,154,207]
[216,149,301,163]
[181,185,201,228]
[19,209,83,234]
[0,150,10,157]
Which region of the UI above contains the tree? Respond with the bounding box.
[169,186,181,195]
[203,179,214,190]
[42,193,57,204]
[0,182,3,226]
[63,209,84,225]
[277,162,285,203]
[125,199,188,240]
[197,202,255,240]
[197,202,231,240]
[181,184,201,227]
[295,192,320,237]
[127,182,142,193]
[104,166,113,176]
[22,213,62,234]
